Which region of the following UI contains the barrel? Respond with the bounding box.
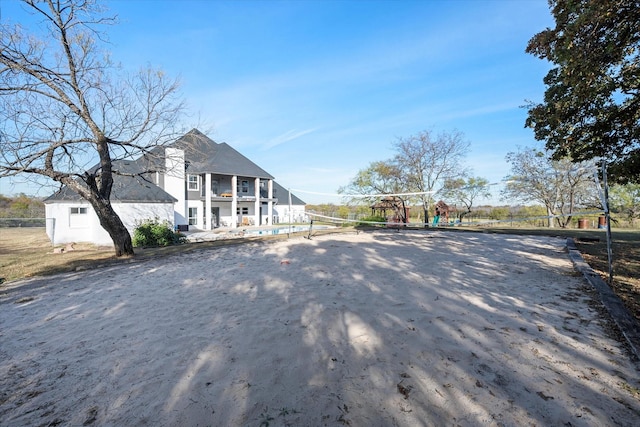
[598,216,607,229]
[578,219,589,229]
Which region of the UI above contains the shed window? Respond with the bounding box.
[69,206,88,228]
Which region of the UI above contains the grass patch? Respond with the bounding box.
[0,228,117,283]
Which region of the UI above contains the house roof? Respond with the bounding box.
[44,130,301,204]
[44,174,177,203]
[273,181,306,205]
[172,129,275,179]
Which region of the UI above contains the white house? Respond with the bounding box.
[44,129,307,246]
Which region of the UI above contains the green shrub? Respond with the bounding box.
[132,219,186,247]
[488,207,510,220]
[356,215,387,227]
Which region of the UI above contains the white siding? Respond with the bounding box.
[273,203,307,224]
[45,201,175,246]
[186,200,204,229]
[165,147,186,226]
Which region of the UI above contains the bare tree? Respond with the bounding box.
[502,147,596,228]
[0,0,185,256]
[393,129,470,225]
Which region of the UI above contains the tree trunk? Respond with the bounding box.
[91,197,134,257]
[400,199,408,224]
[423,206,430,227]
[546,206,555,228]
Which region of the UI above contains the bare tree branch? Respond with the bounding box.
[0,0,185,256]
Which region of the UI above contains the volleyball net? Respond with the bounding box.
[304,210,607,229]
[289,184,608,230]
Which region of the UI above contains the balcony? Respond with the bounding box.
[202,192,257,202]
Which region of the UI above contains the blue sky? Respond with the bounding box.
[1,0,554,205]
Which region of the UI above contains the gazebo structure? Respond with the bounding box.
[371,196,410,224]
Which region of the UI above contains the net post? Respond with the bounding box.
[307,219,314,240]
[602,160,614,284]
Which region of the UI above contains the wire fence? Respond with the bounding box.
[0,218,46,227]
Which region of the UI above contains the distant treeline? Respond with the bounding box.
[306,203,550,222]
[0,194,45,219]
[306,203,613,228]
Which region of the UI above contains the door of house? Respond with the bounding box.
[210,207,220,228]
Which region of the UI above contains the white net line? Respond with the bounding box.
[307,210,606,228]
[290,177,607,229]
[291,189,436,198]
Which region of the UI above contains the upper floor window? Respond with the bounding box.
[187,174,199,191]
[237,180,249,194]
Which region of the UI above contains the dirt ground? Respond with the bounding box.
[1,230,639,426]
[575,236,640,325]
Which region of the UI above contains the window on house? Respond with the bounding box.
[69,206,88,228]
[236,207,249,215]
[237,180,249,194]
[211,179,219,195]
[188,207,198,225]
[187,174,199,191]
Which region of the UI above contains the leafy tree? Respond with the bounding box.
[339,160,409,223]
[393,129,470,224]
[9,193,30,215]
[0,195,10,211]
[609,183,640,226]
[502,147,596,227]
[525,0,640,183]
[488,207,509,221]
[517,205,551,227]
[340,129,470,225]
[442,176,491,220]
[0,0,184,256]
[336,205,351,219]
[0,193,44,218]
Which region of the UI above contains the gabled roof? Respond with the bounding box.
[172,129,274,179]
[44,174,177,203]
[273,181,306,205]
[44,130,294,204]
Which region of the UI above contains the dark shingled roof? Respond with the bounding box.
[273,181,306,205]
[44,174,177,203]
[172,129,274,179]
[44,130,299,203]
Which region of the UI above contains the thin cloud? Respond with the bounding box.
[264,128,319,150]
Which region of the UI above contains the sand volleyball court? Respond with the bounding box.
[1,229,639,426]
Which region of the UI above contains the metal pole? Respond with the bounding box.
[602,160,614,284]
[307,219,314,240]
[288,188,292,237]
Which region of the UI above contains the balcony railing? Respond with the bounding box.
[199,190,277,203]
